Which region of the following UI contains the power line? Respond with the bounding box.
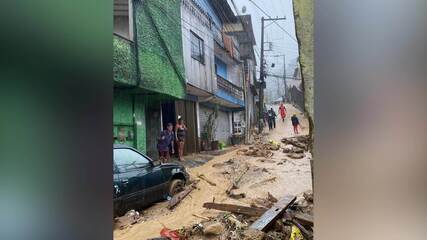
[247,0,298,43]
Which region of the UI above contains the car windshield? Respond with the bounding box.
[114,148,150,172]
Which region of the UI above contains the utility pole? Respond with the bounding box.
[258,16,286,132]
[258,17,265,132]
[283,54,286,102]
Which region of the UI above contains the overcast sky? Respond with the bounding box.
[228,0,300,76]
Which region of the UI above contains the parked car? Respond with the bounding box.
[113,144,189,216]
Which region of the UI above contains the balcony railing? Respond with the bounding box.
[217,75,243,100]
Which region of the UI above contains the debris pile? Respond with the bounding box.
[281,136,310,150]
[237,141,281,158]
[152,191,313,239]
[114,209,142,230]
[281,136,311,159]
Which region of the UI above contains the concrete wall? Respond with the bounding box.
[293,0,313,122]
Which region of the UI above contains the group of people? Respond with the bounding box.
[157,116,187,163]
[263,103,301,134]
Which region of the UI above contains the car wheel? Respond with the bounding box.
[169,179,185,196]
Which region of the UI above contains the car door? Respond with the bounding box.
[139,155,167,204]
[113,148,151,207]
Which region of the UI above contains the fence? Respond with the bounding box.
[287,85,304,111]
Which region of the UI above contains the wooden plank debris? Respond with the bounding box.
[294,212,313,226]
[249,195,296,231]
[292,219,313,240]
[203,202,267,217]
[168,184,196,209]
[192,213,211,221]
[226,165,249,195]
[267,192,278,203]
[198,174,217,186]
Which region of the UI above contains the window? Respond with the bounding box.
[114,148,150,172]
[114,0,134,40]
[190,31,204,63]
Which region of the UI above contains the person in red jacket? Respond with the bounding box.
[278,103,287,122]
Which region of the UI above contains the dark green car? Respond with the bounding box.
[113,144,189,216]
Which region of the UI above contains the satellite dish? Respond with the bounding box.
[242,6,247,14]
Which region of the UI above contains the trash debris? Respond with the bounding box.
[160,227,181,240]
[114,209,142,230]
[289,224,304,240]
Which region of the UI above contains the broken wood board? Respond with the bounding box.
[203,202,267,217]
[168,184,196,209]
[198,174,217,186]
[226,165,249,195]
[249,195,296,231]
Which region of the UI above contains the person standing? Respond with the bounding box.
[175,116,187,161]
[157,123,175,163]
[291,114,300,134]
[278,103,287,122]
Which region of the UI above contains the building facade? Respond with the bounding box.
[113,0,258,158]
[113,0,186,158]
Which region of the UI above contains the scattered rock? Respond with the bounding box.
[265,230,288,240]
[287,153,305,159]
[303,190,313,202]
[242,229,265,240]
[203,222,224,235]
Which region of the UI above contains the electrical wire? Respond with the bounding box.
[247,0,298,43]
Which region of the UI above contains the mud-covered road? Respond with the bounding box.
[114,104,312,240]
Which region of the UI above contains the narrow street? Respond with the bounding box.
[114,104,312,240]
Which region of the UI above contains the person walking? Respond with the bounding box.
[157,123,175,163]
[263,110,269,128]
[278,103,287,122]
[291,114,300,134]
[267,108,276,130]
[269,108,277,129]
[175,116,187,161]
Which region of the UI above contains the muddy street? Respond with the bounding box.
[114,104,312,240]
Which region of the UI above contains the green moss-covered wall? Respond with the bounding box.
[113,36,138,86]
[293,0,313,123]
[135,0,186,99]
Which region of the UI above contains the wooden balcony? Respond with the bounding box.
[216,75,243,100]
